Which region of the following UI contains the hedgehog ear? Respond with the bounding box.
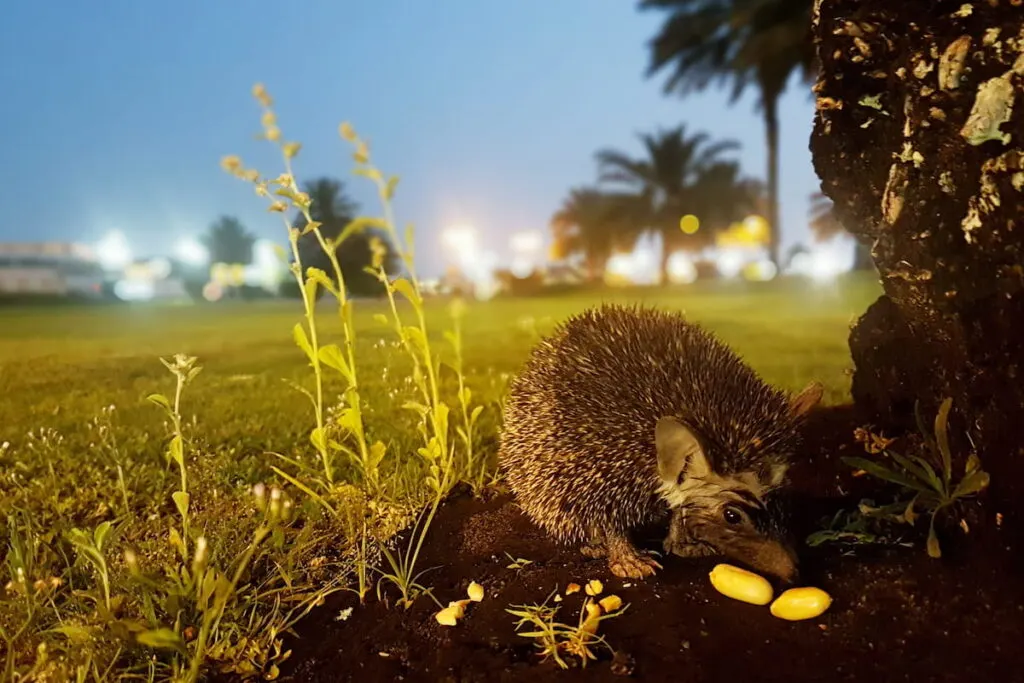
[789,381,824,418]
[655,416,711,485]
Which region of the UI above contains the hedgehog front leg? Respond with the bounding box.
[603,528,662,579]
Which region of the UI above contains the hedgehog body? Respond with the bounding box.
[498,303,821,580]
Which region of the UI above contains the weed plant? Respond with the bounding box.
[0,83,491,681]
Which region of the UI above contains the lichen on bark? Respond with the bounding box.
[810,1,1024,514]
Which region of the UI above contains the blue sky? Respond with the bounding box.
[0,0,822,278]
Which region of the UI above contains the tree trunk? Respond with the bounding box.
[764,95,782,268]
[810,0,1024,516]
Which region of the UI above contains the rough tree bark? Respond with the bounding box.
[810,0,1024,515]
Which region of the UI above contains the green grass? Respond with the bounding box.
[0,275,877,447]
[0,275,879,679]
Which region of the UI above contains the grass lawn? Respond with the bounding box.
[0,273,880,680]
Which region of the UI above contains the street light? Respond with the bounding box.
[443,226,477,258]
[96,231,132,272]
[175,237,209,267]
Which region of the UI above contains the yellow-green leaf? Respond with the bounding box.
[310,427,328,454]
[168,435,184,466]
[368,441,387,468]
[384,175,400,200]
[303,275,319,303]
[403,326,428,355]
[146,393,171,411]
[306,267,339,297]
[373,314,390,326]
[172,491,189,519]
[292,324,315,363]
[318,344,353,383]
[392,278,421,306]
[137,627,185,652]
[338,216,388,245]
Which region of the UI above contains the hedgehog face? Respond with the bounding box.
[655,415,799,584]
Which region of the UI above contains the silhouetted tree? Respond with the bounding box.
[551,187,644,279]
[595,124,754,282]
[202,215,255,265]
[641,0,816,268]
[291,177,400,297]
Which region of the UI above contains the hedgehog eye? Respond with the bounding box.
[723,507,744,525]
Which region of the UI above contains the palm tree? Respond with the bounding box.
[202,215,256,265]
[640,0,816,268]
[594,124,745,282]
[293,176,399,297]
[550,187,643,280]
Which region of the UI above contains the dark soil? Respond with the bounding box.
[278,407,1024,682]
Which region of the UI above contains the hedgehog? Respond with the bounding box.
[498,303,823,582]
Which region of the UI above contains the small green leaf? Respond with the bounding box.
[146,393,171,411]
[392,278,421,307]
[137,627,186,652]
[384,175,400,200]
[310,427,328,454]
[292,324,315,363]
[952,470,990,499]
[403,326,428,355]
[965,452,981,475]
[470,405,484,424]
[403,401,429,416]
[172,491,190,519]
[93,520,114,549]
[318,344,353,383]
[336,408,364,437]
[373,314,389,326]
[51,625,96,644]
[368,441,387,468]
[842,456,932,493]
[168,527,186,560]
[168,435,184,466]
[303,275,319,304]
[338,216,388,245]
[934,397,953,488]
[926,515,942,558]
[306,267,339,297]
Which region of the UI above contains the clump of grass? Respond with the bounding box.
[222,83,493,612]
[839,397,991,558]
[507,589,628,669]
[805,499,915,550]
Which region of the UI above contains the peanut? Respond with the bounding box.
[708,563,774,605]
[769,587,833,621]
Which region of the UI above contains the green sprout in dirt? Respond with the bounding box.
[505,554,533,572]
[507,589,628,670]
[841,397,991,558]
[805,499,915,550]
[147,353,202,562]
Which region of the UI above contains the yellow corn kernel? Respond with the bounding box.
[584,579,604,596]
[435,606,459,626]
[598,595,623,612]
[770,587,833,621]
[565,583,581,595]
[708,564,774,606]
[580,600,603,635]
[467,581,485,602]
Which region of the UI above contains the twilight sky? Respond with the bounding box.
[0,0,823,278]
